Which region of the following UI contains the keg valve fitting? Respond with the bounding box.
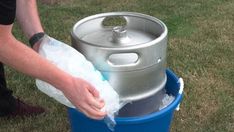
[112,26,131,44]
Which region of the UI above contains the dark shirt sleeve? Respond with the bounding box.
[0,0,16,25]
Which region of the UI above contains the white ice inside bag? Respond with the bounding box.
[35,35,121,129]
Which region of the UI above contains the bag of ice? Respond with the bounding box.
[36,35,121,130]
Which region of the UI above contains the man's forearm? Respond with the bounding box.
[16,0,44,39]
[0,28,72,91]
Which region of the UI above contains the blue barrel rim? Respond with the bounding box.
[68,68,183,125]
[114,69,183,124]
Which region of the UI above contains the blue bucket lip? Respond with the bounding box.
[115,94,183,124]
[114,69,183,124]
[68,69,183,125]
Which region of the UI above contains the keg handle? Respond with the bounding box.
[107,52,140,67]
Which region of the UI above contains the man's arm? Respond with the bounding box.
[16,0,43,39]
[16,0,43,51]
[0,25,67,87]
[0,25,105,119]
[0,0,106,119]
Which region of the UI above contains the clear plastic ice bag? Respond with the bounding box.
[35,35,122,130]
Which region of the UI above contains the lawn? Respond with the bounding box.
[0,0,233,131]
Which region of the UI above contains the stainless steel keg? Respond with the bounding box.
[71,12,168,116]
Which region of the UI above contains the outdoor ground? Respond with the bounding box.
[0,0,233,131]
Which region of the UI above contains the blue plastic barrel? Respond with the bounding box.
[68,69,183,132]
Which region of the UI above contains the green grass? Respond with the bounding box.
[1,0,234,131]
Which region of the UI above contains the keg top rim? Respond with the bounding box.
[71,12,168,49]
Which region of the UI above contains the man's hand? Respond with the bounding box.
[61,77,106,120]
